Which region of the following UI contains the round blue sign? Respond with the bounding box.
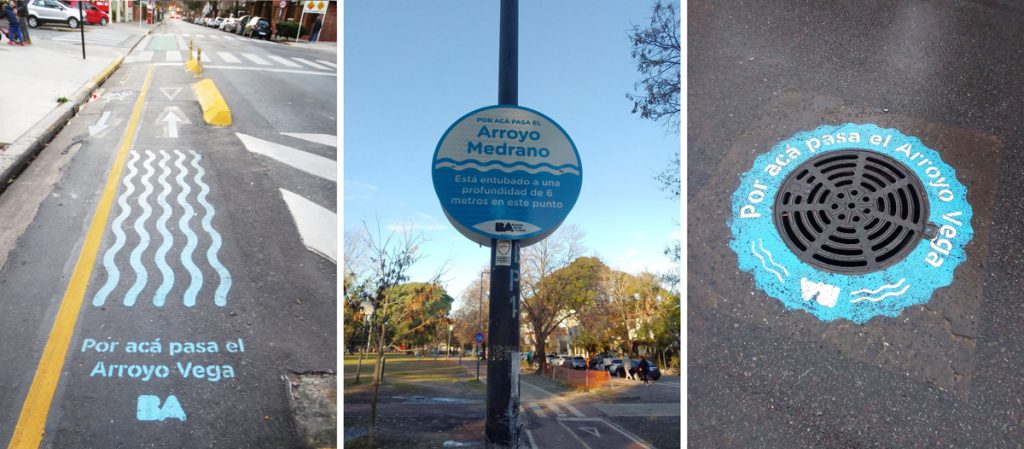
[432,105,582,247]
[729,123,973,323]
[475,332,485,344]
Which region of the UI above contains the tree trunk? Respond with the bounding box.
[368,305,388,446]
[354,323,371,384]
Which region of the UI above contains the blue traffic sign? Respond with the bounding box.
[432,105,582,246]
[475,332,485,344]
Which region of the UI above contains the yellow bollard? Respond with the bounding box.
[194,48,203,78]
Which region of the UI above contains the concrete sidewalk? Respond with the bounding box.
[0,21,160,188]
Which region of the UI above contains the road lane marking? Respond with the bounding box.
[7,65,156,449]
[235,133,337,181]
[165,50,182,62]
[199,51,216,63]
[144,63,338,77]
[266,55,301,68]
[525,430,539,449]
[280,132,336,147]
[529,402,547,418]
[216,51,241,63]
[280,189,337,263]
[292,57,329,70]
[556,420,594,449]
[519,379,586,417]
[546,400,567,418]
[241,53,271,66]
[129,51,154,62]
[316,59,337,68]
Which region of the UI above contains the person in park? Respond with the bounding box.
[638,355,651,386]
[4,0,23,46]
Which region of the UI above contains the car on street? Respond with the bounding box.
[563,355,587,370]
[606,359,624,374]
[27,0,82,29]
[617,359,662,380]
[247,17,272,40]
[220,17,238,32]
[63,1,108,25]
[211,17,224,28]
[234,15,250,34]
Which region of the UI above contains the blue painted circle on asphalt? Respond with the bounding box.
[729,123,973,323]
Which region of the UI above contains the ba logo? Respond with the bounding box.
[495,222,519,232]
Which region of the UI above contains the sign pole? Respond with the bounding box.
[79,2,85,59]
[296,11,304,42]
[485,2,519,447]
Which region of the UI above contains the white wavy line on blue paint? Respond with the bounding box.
[175,150,203,307]
[751,241,785,283]
[92,151,141,307]
[850,285,910,303]
[190,150,231,306]
[434,161,580,176]
[436,157,577,170]
[124,151,156,306]
[153,150,175,307]
[850,278,905,296]
[758,239,789,277]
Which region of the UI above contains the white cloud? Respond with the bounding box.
[344,180,379,202]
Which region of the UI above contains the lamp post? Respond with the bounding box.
[447,324,454,358]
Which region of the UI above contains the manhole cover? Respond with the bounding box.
[773,150,930,274]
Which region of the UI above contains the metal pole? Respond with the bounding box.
[79,2,85,59]
[484,3,519,446]
[296,11,303,41]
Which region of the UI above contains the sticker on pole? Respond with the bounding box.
[729,123,973,323]
[432,105,582,247]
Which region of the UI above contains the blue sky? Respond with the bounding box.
[344,1,679,306]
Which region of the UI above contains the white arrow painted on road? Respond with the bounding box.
[579,427,601,438]
[89,111,112,136]
[156,106,191,138]
[159,87,182,101]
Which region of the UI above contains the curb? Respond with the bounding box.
[0,23,161,194]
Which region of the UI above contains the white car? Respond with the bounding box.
[27,0,81,29]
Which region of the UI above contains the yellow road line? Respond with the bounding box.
[7,64,155,449]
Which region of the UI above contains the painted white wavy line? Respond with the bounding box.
[434,161,580,176]
[751,241,785,283]
[850,278,905,296]
[850,285,910,303]
[758,239,789,277]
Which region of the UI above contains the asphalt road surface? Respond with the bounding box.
[689,1,1024,448]
[0,20,336,449]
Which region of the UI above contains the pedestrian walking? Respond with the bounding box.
[15,0,27,44]
[4,0,23,46]
[309,15,322,42]
[638,355,651,386]
[622,354,632,380]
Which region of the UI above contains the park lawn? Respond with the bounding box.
[343,354,484,398]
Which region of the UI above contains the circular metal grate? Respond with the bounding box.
[773,150,930,274]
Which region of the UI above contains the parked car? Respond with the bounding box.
[241,15,260,36]
[210,17,224,28]
[220,17,238,32]
[606,358,624,374]
[27,0,82,29]
[235,15,250,34]
[248,17,271,40]
[617,360,662,380]
[565,355,587,370]
[63,1,108,26]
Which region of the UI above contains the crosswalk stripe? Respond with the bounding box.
[266,55,301,68]
[199,51,215,63]
[546,401,567,417]
[279,189,337,263]
[562,401,586,418]
[217,52,241,63]
[129,51,154,62]
[242,53,271,66]
[529,403,547,418]
[316,60,337,68]
[165,51,182,62]
[235,133,336,182]
[280,133,337,147]
[207,34,220,39]
[292,58,330,70]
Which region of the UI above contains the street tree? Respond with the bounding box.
[385,282,454,350]
[520,225,586,372]
[524,256,607,374]
[627,0,680,132]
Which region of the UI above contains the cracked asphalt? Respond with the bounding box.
[688,1,1024,448]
